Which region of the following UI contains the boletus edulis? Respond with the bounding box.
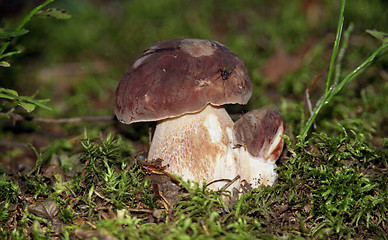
[115,38,285,195]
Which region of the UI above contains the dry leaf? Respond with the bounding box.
[27,198,59,221]
[262,48,301,84]
[262,38,316,84]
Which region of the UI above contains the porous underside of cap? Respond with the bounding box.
[115,38,252,124]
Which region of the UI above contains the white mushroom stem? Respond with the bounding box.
[148,104,241,191]
[237,150,278,188]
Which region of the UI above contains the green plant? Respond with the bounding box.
[0,88,51,114]
[0,173,19,203]
[175,180,227,218]
[0,174,20,221]
[0,0,70,118]
[278,130,387,238]
[299,0,388,141]
[78,131,155,209]
[0,0,70,67]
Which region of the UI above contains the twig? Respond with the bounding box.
[164,172,182,185]
[127,208,153,213]
[302,69,326,129]
[221,175,240,191]
[206,178,231,188]
[206,175,240,190]
[201,221,210,236]
[1,112,115,123]
[0,141,29,149]
[85,220,97,229]
[94,190,113,204]
[304,90,316,130]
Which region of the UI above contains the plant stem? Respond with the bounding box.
[327,42,388,102]
[1,112,116,123]
[298,0,346,138]
[334,23,354,85]
[299,0,388,141]
[325,0,345,92]
[300,42,388,140]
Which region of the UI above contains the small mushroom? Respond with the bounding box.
[233,109,285,187]
[115,38,251,191]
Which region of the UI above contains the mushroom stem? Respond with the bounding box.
[148,104,240,191]
[237,150,278,187]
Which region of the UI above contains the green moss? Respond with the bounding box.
[0,173,19,203]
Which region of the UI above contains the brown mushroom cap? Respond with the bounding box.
[233,109,285,162]
[115,38,252,124]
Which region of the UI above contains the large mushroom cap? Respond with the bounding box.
[115,38,252,124]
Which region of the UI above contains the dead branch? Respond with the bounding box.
[1,112,116,124]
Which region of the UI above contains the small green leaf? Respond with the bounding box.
[1,50,22,59]
[0,61,11,67]
[0,88,19,98]
[0,93,14,100]
[32,100,52,111]
[36,8,71,19]
[18,101,36,112]
[19,96,52,111]
[366,29,388,43]
[0,29,29,39]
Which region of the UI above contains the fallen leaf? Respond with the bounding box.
[262,48,302,84]
[27,198,59,221]
[43,163,65,180]
[262,37,316,84]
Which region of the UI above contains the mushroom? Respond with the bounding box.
[233,109,285,188]
[115,38,252,191]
